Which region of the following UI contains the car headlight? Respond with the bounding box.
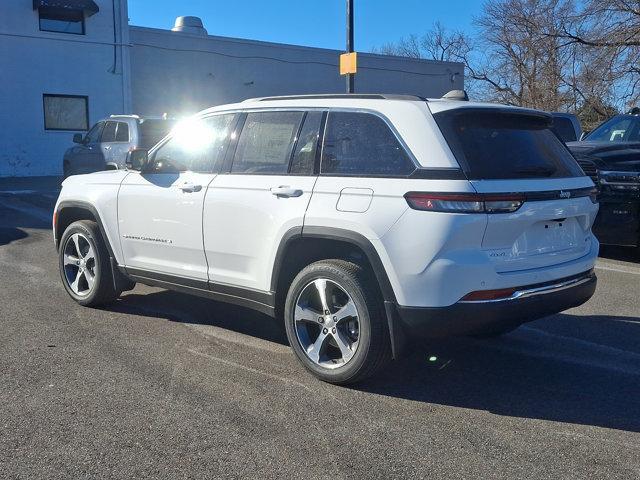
[598,170,640,191]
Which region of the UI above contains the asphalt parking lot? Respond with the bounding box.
[1,181,639,479]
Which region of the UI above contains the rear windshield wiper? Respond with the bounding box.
[513,165,557,177]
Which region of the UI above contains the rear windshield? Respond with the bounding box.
[433,110,584,180]
[137,119,176,149]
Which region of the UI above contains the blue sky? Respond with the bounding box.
[128,0,483,52]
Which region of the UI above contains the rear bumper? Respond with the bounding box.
[395,270,597,338]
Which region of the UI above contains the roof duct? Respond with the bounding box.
[171,16,208,36]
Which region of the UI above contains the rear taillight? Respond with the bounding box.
[404,192,524,214]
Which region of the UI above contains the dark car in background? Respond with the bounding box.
[63,115,176,178]
[551,112,582,143]
[568,112,640,250]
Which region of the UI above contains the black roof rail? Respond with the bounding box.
[243,93,428,102]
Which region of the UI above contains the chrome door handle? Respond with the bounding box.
[179,183,202,193]
[270,186,303,198]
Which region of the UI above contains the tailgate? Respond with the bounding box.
[473,178,598,272]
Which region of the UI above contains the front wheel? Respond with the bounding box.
[58,220,119,306]
[284,260,391,385]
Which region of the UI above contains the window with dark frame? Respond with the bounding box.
[321,112,415,176]
[231,111,304,175]
[151,114,235,173]
[38,7,85,35]
[43,94,89,131]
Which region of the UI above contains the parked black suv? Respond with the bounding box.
[568,112,640,249]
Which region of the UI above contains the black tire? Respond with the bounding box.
[58,220,119,306]
[284,259,391,385]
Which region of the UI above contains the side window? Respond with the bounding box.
[231,111,304,174]
[115,122,129,142]
[149,114,235,174]
[84,122,104,143]
[290,111,324,175]
[101,121,117,143]
[321,112,414,176]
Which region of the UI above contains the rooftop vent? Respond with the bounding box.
[171,16,207,36]
[442,89,469,101]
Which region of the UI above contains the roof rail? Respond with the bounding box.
[109,114,141,119]
[243,93,428,103]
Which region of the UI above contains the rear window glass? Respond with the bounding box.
[434,110,584,180]
[137,119,176,149]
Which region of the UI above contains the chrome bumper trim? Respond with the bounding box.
[459,273,595,304]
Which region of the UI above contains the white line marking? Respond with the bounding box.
[187,348,317,393]
[595,264,640,275]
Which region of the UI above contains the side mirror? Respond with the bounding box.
[73,133,84,144]
[126,149,149,171]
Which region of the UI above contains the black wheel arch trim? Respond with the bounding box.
[271,226,397,304]
[55,200,116,259]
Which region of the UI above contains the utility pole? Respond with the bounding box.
[346,0,354,93]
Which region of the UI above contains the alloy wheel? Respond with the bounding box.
[63,233,97,297]
[294,278,360,369]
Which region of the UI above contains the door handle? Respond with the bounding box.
[179,182,202,193]
[270,186,303,198]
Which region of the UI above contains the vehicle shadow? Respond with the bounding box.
[0,193,57,232]
[109,288,288,345]
[361,313,640,433]
[0,227,29,246]
[107,289,640,433]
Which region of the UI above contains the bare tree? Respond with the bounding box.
[374,0,634,129]
[373,22,471,63]
[554,0,640,109]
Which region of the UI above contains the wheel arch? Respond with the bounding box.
[271,226,397,308]
[54,201,116,260]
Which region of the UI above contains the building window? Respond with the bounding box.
[38,7,85,34]
[43,94,89,131]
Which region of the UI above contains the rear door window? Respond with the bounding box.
[321,112,414,176]
[434,110,584,180]
[231,111,304,174]
[100,121,117,143]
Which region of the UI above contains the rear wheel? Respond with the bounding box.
[58,220,120,306]
[284,260,391,385]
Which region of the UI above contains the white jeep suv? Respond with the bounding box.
[53,93,599,384]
